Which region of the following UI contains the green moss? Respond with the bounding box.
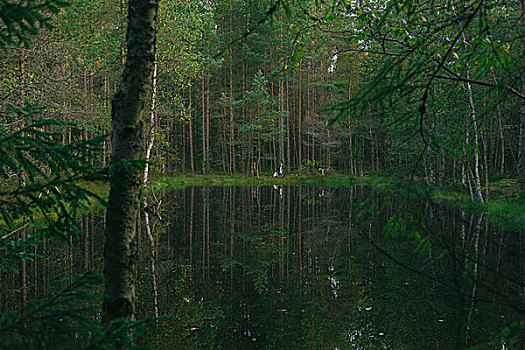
[153,173,525,230]
[485,200,525,229]
[432,190,469,203]
[358,175,525,230]
[154,173,355,190]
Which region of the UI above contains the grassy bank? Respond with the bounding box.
[433,178,525,230]
[153,173,355,189]
[359,175,525,230]
[146,173,525,230]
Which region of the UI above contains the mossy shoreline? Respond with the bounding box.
[152,173,355,189]
[153,173,525,230]
[359,175,525,230]
[72,173,524,230]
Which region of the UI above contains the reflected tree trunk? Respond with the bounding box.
[464,214,482,347]
[19,230,27,310]
[519,230,525,350]
[190,187,195,269]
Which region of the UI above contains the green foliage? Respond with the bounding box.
[155,174,353,190]
[0,271,150,350]
[0,0,68,48]
[485,199,525,229]
[56,0,123,72]
[311,0,525,190]
[157,0,218,106]
[467,321,525,349]
[0,102,148,348]
[241,70,281,143]
[0,101,106,271]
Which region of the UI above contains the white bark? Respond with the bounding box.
[142,60,159,318]
[465,74,484,204]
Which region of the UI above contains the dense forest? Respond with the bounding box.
[1,0,525,348]
[3,0,524,191]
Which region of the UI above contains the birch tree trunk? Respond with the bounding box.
[465,74,484,204]
[103,0,157,325]
[453,2,484,204]
[143,59,159,318]
[144,60,157,186]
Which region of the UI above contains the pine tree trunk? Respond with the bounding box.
[286,75,291,172]
[202,76,206,174]
[104,0,157,326]
[228,0,235,173]
[298,65,302,168]
[521,0,525,191]
[189,83,195,175]
[206,74,210,174]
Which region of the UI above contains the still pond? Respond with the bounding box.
[3,185,522,349]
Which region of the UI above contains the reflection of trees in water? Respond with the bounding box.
[1,211,105,313]
[2,186,522,349]
[358,198,521,350]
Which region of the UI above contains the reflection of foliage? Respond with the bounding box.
[360,177,431,253]
[141,185,521,348]
[144,264,223,349]
[222,222,287,294]
[0,272,148,350]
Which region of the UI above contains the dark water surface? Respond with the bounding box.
[3,185,523,349]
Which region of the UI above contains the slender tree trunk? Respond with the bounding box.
[202,76,206,174]
[298,64,303,168]
[286,75,291,172]
[278,14,286,170]
[206,74,210,174]
[104,0,157,326]
[143,61,157,186]
[228,0,235,174]
[241,48,247,174]
[466,74,484,204]
[221,89,227,172]
[189,83,195,175]
[142,59,159,318]
[482,131,489,199]
[182,116,186,172]
[19,230,27,310]
[497,98,505,175]
[454,3,484,203]
[521,0,525,191]
[491,73,505,174]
